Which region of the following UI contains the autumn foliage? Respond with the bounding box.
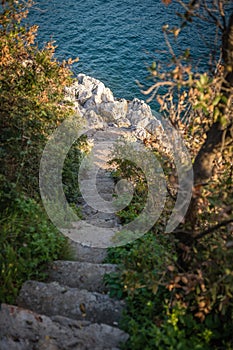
[106,1,233,349]
[0,0,79,195]
[0,1,79,303]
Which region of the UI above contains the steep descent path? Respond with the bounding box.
[0,127,129,350]
[0,74,167,349]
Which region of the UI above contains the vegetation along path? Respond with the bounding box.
[0,128,130,350]
[0,74,167,349]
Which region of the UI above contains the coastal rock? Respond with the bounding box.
[126,98,153,126]
[82,109,107,130]
[97,99,128,122]
[76,84,93,105]
[77,74,106,106]
[68,74,165,144]
[101,87,115,103]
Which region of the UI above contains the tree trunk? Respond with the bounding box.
[185,11,233,228]
[193,121,232,185]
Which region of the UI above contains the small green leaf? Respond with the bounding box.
[212,95,221,106]
[151,61,156,70]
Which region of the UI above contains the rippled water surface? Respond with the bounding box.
[29,0,217,107]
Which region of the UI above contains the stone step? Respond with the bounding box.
[81,208,118,221]
[46,260,117,292]
[0,303,128,350]
[79,180,115,195]
[93,129,129,142]
[80,193,115,202]
[63,224,118,249]
[69,240,108,263]
[17,281,125,326]
[86,218,118,228]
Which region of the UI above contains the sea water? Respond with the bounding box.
[28,0,219,110]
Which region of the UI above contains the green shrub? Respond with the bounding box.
[0,177,71,304]
[106,230,233,349]
[105,147,233,350]
[0,0,78,197]
[0,1,86,305]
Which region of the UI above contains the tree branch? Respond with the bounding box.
[195,219,233,240]
[141,81,175,95]
[173,219,233,245]
[203,0,224,31]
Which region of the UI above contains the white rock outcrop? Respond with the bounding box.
[65,73,165,143]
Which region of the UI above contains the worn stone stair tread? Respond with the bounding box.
[0,303,128,350]
[85,218,118,228]
[68,240,108,263]
[79,188,115,198]
[81,210,118,221]
[47,260,117,292]
[17,280,125,326]
[62,224,118,249]
[93,129,131,142]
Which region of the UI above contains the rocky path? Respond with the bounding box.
[0,233,128,350]
[0,127,132,350]
[62,127,135,253]
[0,74,167,349]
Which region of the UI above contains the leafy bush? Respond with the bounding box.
[0,1,83,304]
[105,148,233,350]
[62,136,89,204]
[0,176,71,304]
[106,229,233,349]
[0,0,78,197]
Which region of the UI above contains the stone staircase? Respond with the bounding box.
[0,245,128,350]
[0,127,131,350]
[0,260,128,349]
[0,75,167,349]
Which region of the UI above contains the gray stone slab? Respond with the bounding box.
[68,240,108,263]
[0,304,128,350]
[17,281,125,326]
[63,224,118,249]
[47,260,117,292]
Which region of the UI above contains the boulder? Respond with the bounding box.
[97,99,128,122]
[82,109,107,130]
[75,84,93,105]
[101,87,115,103]
[126,98,153,127]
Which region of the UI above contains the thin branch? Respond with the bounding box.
[141,81,175,95]
[163,30,176,59]
[176,0,200,15]
[203,0,224,31]
[146,86,159,103]
[172,219,233,245]
[176,0,194,13]
[166,185,177,201]
[195,219,233,240]
[217,0,226,30]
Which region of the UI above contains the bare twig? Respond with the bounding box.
[141,81,175,95]
[203,0,224,31]
[217,0,226,30]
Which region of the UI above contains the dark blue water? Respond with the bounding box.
[28,0,220,109]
